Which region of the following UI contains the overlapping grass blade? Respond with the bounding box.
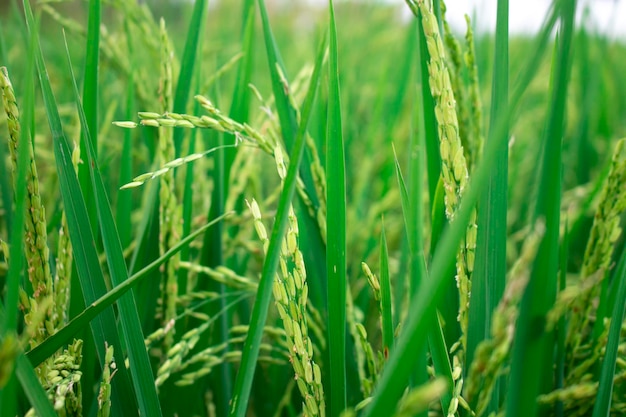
[414,6,441,204]
[466,1,509,404]
[0,59,32,356]
[22,1,138,413]
[555,222,569,417]
[326,1,347,415]
[63,34,163,417]
[255,0,329,316]
[0,20,11,236]
[191,4,239,414]
[254,0,328,312]
[116,66,134,248]
[408,3,458,346]
[228,26,327,417]
[14,354,56,417]
[378,223,393,358]
[393,128,452,413]
[25,216,226,366]
[176,0,207,333]
[363,2,564,413]
[78,0,100,235]
[0,28,35,415]
[255,0,318,203]
[592,241,626,417]
[172,0,206,157]
[362,139,473,416]
[506,1,576,416]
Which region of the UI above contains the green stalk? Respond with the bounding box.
[14,354,56,417]
[78,0,100,236]
[116,68,134,249]
[172,0,206,158]
[466,0,508,394]
[177,0,207,299]
[64,35,163,417]
[0,24,11,237]
[228,29,327,417]
[406,1,457,347]
[23,2,138,413]
[378,223,393,358]
[414,5,441,204]
[555,222,569,417]
[26,216,228,367]
[0,30,35,416]
[393,111,452,414]
[326,2,347,415]
[506,1,576,416]
[363,2,563,413]
[117,18,136,250]
[592,241,626,417]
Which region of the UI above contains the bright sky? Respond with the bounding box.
[440,0,626,38]
[303,0,626,38]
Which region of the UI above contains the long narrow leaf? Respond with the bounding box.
[0,27,36,416]
[25,215,227,366]
[78,0,100,235]
[326,1,347,415]
[172,0,206,157]
[363,3,563,413]
[393,123,452,412]
[506,1,576,415]
[23,2,138,413]
[63,34,163,417]
[14,354,56,417]
[379,223,393,357]
[255,0,318,204]
[466,0,509,399]
[228,30,327,417]
[592,242,626,417]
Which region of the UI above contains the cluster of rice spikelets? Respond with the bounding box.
[97,344,116,417]
[545,137,626,414]
[115,79,328,236]
[156,19,183,350]
[440,1,471,169]
[1,67,54,342]
[179,261,257,291]
[2,66,82,412]
[248,197,325,416]
[174,326,287,388]
[24,339,84,417]
[40,0,158,108]
[146,286,287,388]
[358,262,386,397]
[570,138,626,346]
[464,222,544,415]
[247,146,325,417]
[413,0,478,357]
[463,15,484,167]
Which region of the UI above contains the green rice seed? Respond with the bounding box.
[1,67,55,343]
[112,121,138,128]
[568,138,626,354]
[417,0,476,356]
[464,14,485,166]
[248,200,325,415]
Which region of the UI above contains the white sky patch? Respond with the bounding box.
[441,0,626,38]
[298,0,626,38]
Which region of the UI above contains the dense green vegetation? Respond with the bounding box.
[1,0,626,416]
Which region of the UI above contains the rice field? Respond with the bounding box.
[1,0,626,416]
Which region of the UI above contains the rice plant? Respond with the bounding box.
[1,0,626,416]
